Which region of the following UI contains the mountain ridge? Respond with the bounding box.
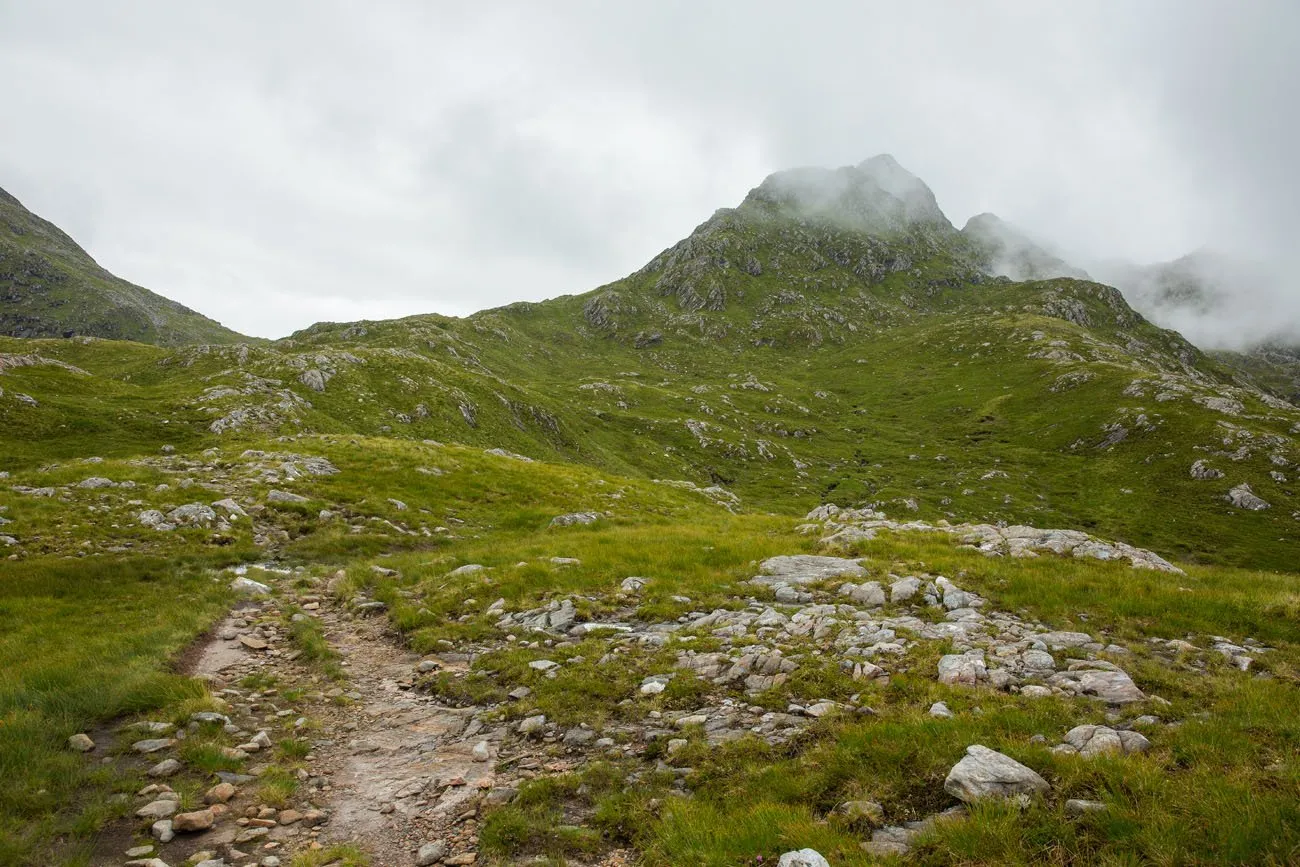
[0,184,248,346]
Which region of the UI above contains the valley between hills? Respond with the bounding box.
[1,157,1298,867]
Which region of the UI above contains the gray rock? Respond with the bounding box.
[756,555,866,586]
[266,489,309,504]
[67,733,94,752]
[890,575,922,603]
[938,651,988,686]
[550,511,600,527]
[167,503,217,527]
[212,498,248,517]
[132,738,176,754]
[943,745,1050,802]
[148,758,182,777]
[416,841,447,866]
[136,799,178,820]
[838,799,885,825]
[518,715,547,735]
[137,509,173,531]
[929,701,954,719]
[230,577,271,596]
[1063,724,1124,757]
[839,581,886,606]
[777,850,830,867]
[1047,669,1145,704]
[1227,483,1270,511]
[299,369,329,393]
[1190,460,1223,480]
[1066,798,1108,816]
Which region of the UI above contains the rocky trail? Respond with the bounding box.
[81,504,1276,867]
[90,572,635,867]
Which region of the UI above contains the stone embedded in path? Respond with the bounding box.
[133,738,176,754]
[172,808,215,832]
[136,799,178,820]
[230,577,271,596]
[417,841,448,866]
[205,782,236,804]
[148,759,182,777]
[943,745,1050,803]
[239,635,269,651]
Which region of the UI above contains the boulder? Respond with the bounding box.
[943,745,1049,802]
[550,512,600,527]
[1227,483,1271,511]
[1047,669,1144,704]
[167,503,217,527]
[755,555,866,586]
[777,850,831,867]
[938,651,988,686]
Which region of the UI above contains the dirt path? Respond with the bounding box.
[93,571,637,867]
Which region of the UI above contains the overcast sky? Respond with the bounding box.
[1,1,1296,339]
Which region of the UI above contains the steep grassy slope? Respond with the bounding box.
[0,186,246,345]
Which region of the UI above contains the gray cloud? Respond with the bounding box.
[0,1,1296,341]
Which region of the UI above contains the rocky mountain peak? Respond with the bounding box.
[739,154,953,235]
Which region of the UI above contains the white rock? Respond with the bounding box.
[777,849,831,867]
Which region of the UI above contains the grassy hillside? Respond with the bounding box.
[4,266,1297,571]
[0,186,246,346]
[2,157,1300,865]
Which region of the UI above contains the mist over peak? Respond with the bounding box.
[1093,251,1298,351]
[960,213,1090,282]
[740,155,952,235]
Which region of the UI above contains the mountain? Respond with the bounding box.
[3,156,1295,568]
[4,157,1300,867]
[961,212,1091,282]
[0,185,246,345]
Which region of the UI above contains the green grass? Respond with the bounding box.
[0,555,232,865]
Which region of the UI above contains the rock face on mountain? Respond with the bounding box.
[0,185,245,345]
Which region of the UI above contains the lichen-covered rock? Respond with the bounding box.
[1227,483,1270,511]
[943,745,1049,802]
